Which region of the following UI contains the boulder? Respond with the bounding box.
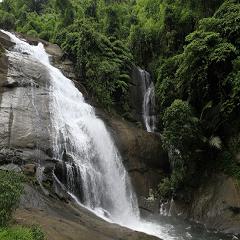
[45,43,63,61]
[22,164,36,176]
[0,31,15,49]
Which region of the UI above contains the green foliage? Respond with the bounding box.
[0,10,15,30]
[57,20,132,110]
[31,225,45,240]
[128,0,223,69]
[0,171,24,227]
[176,30,236,117]
[0,226,45,240]
[218,133,240,181]
[156,0,240,135]
[158,168,188,199]
[17,12,60,41]
[0,0,134,111]
[156,55,180,113]
[155,1,240,198]
[162,100,200,190]
[162,100,199,165]
[219,151,240,181]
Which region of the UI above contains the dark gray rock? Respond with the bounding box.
[139,196,160,215]
[0,31,15,49]
[129,66,145,123]
[0,37,53,164]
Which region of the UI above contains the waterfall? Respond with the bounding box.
[139,68,156,133]
[3,30,178,240]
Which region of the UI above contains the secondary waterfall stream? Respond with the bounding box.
[139,68,156,133]
[2,31,233,240]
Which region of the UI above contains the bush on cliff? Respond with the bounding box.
[0,226,45,240]
[156,0,240,198]
[159,100,201,197]
[0,171,45,239]
[0,10,15,30]
[0,171,24,226]
[56,20,133,111]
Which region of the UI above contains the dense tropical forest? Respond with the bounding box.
[0,0,240,203]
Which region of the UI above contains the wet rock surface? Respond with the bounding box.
[16,184,160,240]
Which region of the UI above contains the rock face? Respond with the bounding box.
[0,32,53,169]
[129,66,145,123]
[170,174,240,234]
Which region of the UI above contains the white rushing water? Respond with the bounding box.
[2,30,180,240]
[139,68,156,133]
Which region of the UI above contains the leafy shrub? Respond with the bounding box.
[0,226,45,240]
[0,227,33,240]
[31,225,45,240]
[27,29,39,38]
[219,151,240,181]
[0,171,24,226]
[57,20,132,111]
[161,100,200,193]
[0,10,15,30]
[155,1,240,197]
[157,177,172,199]
[162,100,199,166]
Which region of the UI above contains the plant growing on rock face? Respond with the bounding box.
[162,100,199,165]
[0,10,15,30]
[0,226,45,240]
[0,171,24,226]
[56,19,133,111]
[161,100,200,194]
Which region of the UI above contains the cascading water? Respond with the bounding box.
[3,31,232,240]
[2,31,171,239]
[2,30,138,223]
[139,68,156,133]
